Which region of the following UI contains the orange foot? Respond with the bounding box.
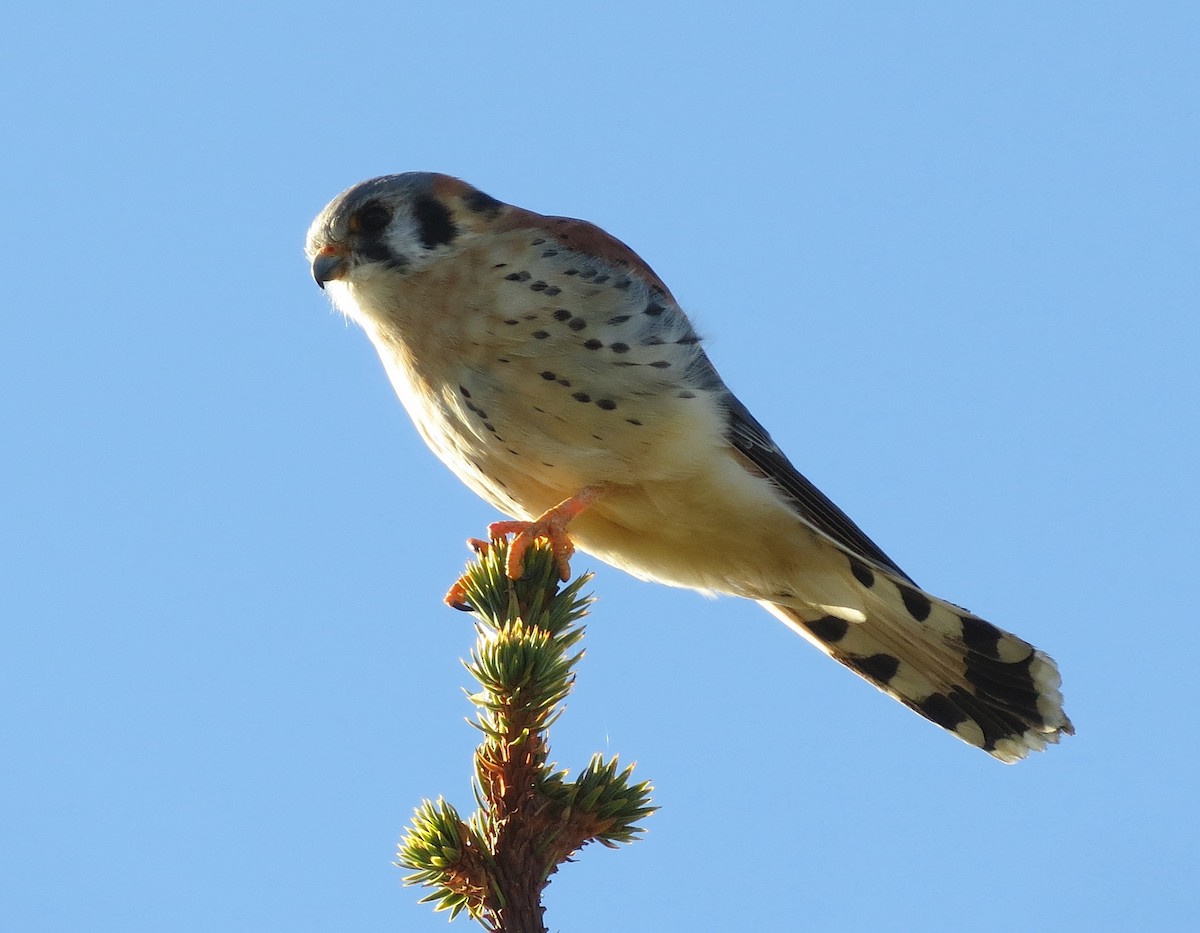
[489,487,603,582]
[443,538,492,609]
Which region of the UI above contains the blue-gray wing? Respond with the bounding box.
[722,392,914,583]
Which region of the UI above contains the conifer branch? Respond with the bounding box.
[397,538,655,932]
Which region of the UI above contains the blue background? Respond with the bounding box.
[3,3,1196,930]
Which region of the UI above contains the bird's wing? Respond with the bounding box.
[722,392,915,582]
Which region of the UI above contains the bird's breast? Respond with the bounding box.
[346,230,732,518]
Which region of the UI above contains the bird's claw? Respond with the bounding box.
[488,516,576,582]
[486,487,603,582]
[443,538,495,609]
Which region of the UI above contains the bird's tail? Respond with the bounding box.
[762,567,1074,763]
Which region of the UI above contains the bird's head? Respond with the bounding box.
[305,172,507,291]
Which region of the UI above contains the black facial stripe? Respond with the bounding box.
[413,196,457,249]
[358,241,403,267]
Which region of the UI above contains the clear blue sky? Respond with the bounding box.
[3,3,1197,931]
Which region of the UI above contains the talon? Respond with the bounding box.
[486,487,603,581]
[444,576,473,611]
[444,538,493,610]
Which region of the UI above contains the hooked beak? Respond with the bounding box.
[311,246,349,289]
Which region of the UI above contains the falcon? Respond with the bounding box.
[306,172,1073,762]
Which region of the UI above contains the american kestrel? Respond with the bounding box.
[306,173,1073,763]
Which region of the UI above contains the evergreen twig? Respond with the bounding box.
[397,538,656,932]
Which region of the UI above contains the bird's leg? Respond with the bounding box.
[490,486,605,582]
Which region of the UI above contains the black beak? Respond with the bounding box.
[311,250,349,289]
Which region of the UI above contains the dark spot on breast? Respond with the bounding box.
[540,371,556,380]
[803,615,850,643]
[900,585,933,622]
[676,334,701,345]
[625,418,643,426]
[543,286,561,296]
[553,309,572,321]
[848,556,875,588]
[531,238,545,246]
[571,391,591,403]
[584,339,603,350]
[532,330,550,339]
[614,279,631,290]
[579,268,597,279]
[493,262,509,269]
[505,271,531,282]
[557,378,571,387]
[596,399,617,410]
[483,422,496,433]
[530,281,549,291]
[459,386,471,398]
[564,268,580,276]
[610,342,630,353]
[504,319,519,325]
[678,390,696,399]
[641,336,664,346]
[593,274,609,284]
[644,301,665,316]
[607,314,631,325]
[568,318,587,331]
[649,360,671,369]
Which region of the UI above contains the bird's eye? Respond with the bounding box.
[352,203,392,235]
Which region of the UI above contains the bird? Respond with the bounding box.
[306,172,1073,763]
